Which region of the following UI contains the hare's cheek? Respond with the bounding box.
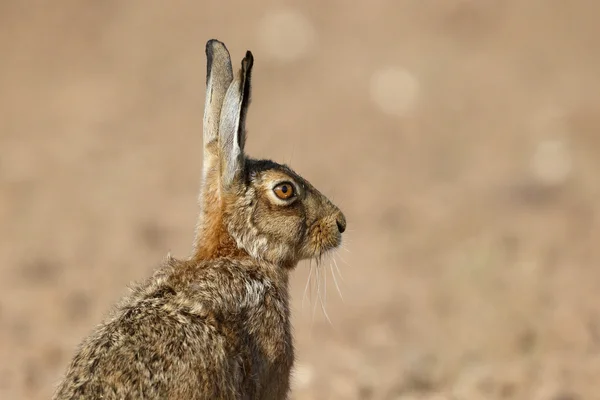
[277,217,304,245]
[253,209,303,242]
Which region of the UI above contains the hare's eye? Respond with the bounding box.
[273,183,295,200]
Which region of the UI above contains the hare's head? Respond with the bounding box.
[193,40,345,268]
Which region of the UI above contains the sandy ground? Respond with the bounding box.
[2,1,600,399]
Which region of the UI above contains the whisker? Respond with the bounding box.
[331,256,345,293]
[303,261,314,310]
[332,256,345,283]
[320,298,333,325]
[330,262,344,302]
[323,259,328,307]
[312,260,320,323]
[309,259,318,332]
[335,251,351,267]
[339,243,352,254]
[317,263,333,326]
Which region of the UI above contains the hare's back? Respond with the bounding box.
[52,284,240,399]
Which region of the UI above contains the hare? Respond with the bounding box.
[52,39,346,400]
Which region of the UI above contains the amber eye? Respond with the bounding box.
[273,182,295,200]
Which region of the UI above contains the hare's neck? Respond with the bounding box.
[191,210,248,262]
[192,174,218,257]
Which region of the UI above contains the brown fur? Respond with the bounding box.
[52,39,346,400]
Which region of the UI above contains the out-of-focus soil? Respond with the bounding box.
[2,1,600,399]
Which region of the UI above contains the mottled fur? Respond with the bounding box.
[52,39,346,400]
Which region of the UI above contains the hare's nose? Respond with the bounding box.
[335,213,346,234]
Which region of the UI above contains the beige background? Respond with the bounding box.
[2,1,600,399]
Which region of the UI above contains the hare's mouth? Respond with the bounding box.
[307,220,343,259]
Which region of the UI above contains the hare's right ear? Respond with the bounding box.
[202,39,233,183]
[219,51,254,189]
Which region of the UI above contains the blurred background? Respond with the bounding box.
[1,1,600,399]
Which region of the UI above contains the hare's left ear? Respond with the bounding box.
[192,39,234,259]
[218,51,253,189]
[203,40,233,182]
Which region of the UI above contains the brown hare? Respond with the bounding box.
[52,39,346,400]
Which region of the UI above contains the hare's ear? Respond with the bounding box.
[192,40,234,258]
[203,40,233,182]
[218,51,254,189]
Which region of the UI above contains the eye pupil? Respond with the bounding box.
[274,183,295,200]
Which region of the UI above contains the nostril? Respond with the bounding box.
[336,218,346,234]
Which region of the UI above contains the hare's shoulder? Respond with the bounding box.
[53,278,238,399]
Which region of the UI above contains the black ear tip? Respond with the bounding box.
[206,38,224,46]
[205,39,229,57]
[205,40,219,68]
[243,51,254,70]
[205,40,217,81]
[205,39,216,54]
